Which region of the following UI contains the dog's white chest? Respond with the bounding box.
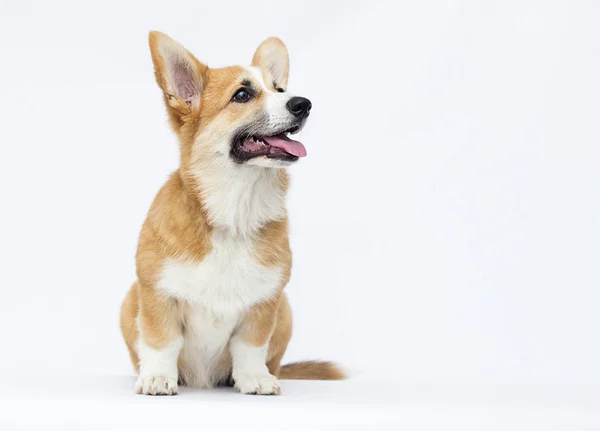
[158,229,282,313]
[156,229,282,387]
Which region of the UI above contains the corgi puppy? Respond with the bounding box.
[119,32,344,396]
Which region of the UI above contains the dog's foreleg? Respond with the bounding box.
[230,295,282,395]
[135,287,183,395]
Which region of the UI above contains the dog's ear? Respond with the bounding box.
[252,37,289,91]
[149,31,206,122]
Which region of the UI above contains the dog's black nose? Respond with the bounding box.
[286,97,312,119]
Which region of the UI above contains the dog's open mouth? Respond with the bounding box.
[232,127,307,162]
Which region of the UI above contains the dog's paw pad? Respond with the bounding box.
[135,374,178,396]
[234,373,281,395]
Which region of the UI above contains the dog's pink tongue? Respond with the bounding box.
[263,134,307,157]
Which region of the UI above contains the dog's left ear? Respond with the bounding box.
[252,37,289,91]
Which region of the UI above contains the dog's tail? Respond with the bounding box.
[278,361,346,380]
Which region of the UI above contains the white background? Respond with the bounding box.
[1,0,599,428]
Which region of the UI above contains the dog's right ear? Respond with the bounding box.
[149,31,206,121]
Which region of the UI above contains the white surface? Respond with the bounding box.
[1,0,599,427]
[2,375,599,430]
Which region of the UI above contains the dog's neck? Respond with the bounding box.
[187,161,287,236]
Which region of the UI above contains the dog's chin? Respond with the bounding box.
[245,156,297,168]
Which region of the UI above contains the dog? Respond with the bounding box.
[119,32,344,396]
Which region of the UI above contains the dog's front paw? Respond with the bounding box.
[234,373,281,395]
[135,374,178,395]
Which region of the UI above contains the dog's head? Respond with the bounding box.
[149,32,310,171]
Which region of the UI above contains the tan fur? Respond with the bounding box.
[120,282,140,371]
[266,293,293,376]
[119,32,344,391]
[279,361,347,380]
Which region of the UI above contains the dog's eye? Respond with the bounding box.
[232,89,252,103]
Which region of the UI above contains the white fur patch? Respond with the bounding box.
[193,159,287,234]
[247,66,295,132]
[158,229,283,311]
[246,156,295,169]
[155,228,283,387]
[178,305,238,388]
